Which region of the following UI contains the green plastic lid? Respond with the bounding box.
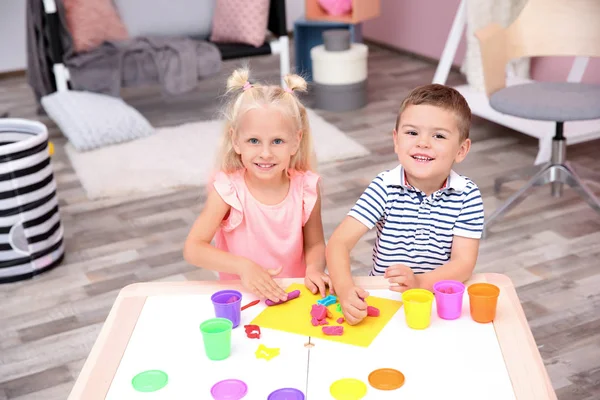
[131,370,168,392]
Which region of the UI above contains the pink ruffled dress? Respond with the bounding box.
[212,169,320,280]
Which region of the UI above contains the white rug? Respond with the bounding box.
[65,108,370,200]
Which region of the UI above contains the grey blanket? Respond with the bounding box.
[66,37,221,97]
[26,0,221,103]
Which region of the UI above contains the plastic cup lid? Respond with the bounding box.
[330,378,367,400]
[210,379,248,400]
[368,368,405,390]
[131,370,168,392]
[268,387,305,400]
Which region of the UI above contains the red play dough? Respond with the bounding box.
[337,317,345,324]
[367,306,380,317]
[322,326,344,336]
[311,304,327,320]
[311,317,329,326]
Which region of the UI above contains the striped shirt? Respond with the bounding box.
[348,165,484,276]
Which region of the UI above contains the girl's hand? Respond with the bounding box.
[239,263,288,303]
[304,267,334,297]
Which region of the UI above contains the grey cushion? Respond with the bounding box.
[113,0,216,40]
[41,91,155,151]
[489,82,600,121]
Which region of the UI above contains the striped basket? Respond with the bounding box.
[0,119,64,283]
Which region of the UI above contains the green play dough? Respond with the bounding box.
[131,370,168,392]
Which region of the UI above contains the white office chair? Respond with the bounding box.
[476,0,600,233]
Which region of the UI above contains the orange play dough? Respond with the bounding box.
[368,368,405,390]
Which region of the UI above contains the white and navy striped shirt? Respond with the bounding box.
[348,165,484,276]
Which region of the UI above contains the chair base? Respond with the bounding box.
[483,121,600,237]
[484,161,600,237]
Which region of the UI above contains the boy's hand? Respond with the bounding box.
[339,285,370,325]
[304,267,334,297]
[385,264,419,292]
[239,263,288,303]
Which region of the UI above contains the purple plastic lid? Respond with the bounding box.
[210,379,248,400]
[268,388,305,400]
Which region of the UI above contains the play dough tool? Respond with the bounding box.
[131,370,168,392]
[212,290,242,328]
[268,388,305,400]
[433,280,465,320]
[316,294,336,306]
[468,283,500,323]
[368,368,405,390]
[210,379,248,400]
[200,318,233,360]
[255,344,280,360]
[402,288,434,329]
[241,299,260,311]
[330,378,367,400]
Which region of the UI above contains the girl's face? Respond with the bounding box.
[232,106,302,182]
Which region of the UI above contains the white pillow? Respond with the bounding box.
[113,0,216,39]
[41,91,155,151]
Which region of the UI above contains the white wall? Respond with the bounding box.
[0,0,27,73]
[285,0,305,31]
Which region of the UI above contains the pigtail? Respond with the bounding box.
[215,68,254,174]
[283,73,308,94]
[279,73,315,172]
[226,68,252,93]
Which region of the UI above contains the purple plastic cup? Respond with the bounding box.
[211,290,242,328]
[433,280,465,320]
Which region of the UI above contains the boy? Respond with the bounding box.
[326,84,484,325]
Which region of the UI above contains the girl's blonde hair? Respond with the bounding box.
[216,67,316,173]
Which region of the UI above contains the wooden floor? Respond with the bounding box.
[1,42,600,400]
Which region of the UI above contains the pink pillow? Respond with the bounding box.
[210,0,270,48]
[318,0,353,16]
[63,0,129,53]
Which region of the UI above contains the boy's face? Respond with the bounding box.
[393,104,470,187]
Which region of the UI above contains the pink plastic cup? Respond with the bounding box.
[433,280,465,320]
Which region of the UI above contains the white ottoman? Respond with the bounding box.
[311,41,368,112]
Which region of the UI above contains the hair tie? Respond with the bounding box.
[285,87,293,94]
[242,81,252,91]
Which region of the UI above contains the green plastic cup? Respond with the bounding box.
[200,317,233,361]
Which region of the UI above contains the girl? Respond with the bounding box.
[184,68,332,303]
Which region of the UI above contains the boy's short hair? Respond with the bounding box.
[395,84,472,142]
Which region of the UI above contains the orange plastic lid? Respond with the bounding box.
[368,368,405,390]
